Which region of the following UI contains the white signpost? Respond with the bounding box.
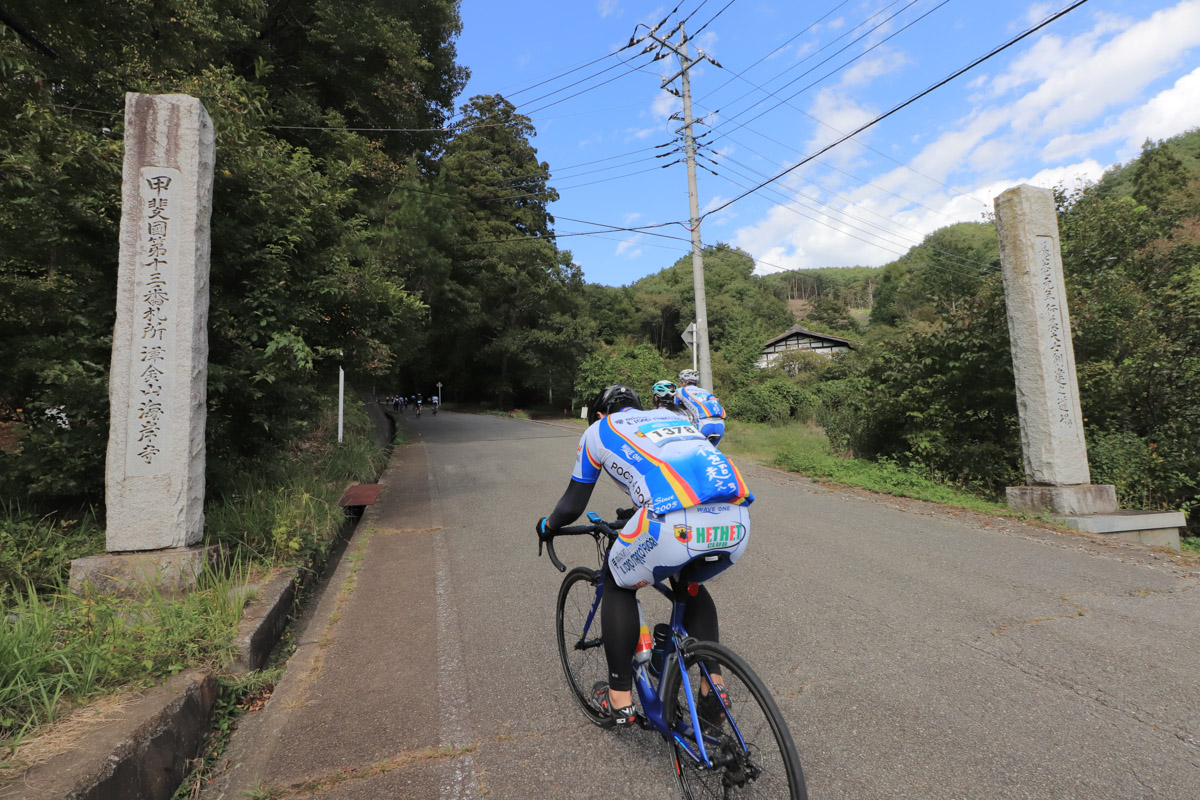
[682,321,698,373]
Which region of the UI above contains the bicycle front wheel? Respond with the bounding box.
[663,641,807,799]
[555,566,610,727]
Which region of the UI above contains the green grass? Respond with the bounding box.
[482,408,531,420]
[1,562,251,751]
[0,503,105,606]
[1,394,388,753]
[205,402,387,567]
[721,420,1014,516]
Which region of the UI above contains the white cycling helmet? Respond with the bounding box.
[678,369,700,385]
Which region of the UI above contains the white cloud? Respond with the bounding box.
[805,89,877,158]
[840,50,910,88]
[1042,66,1200,161]
[598,0,621,19]
[1022,2,1055,28]
[712,2,1200,272]
[626,126,661,140]
[615,237,643,259]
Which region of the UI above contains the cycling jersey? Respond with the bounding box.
[571,407,751,515]
[675,385,726,444]
[676,384,725,421]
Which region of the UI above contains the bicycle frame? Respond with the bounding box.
[580,566,746,770]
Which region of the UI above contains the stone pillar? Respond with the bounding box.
[70,93,221,595]
[994,185,1117,516]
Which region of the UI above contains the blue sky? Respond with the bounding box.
[455,0,1200,286]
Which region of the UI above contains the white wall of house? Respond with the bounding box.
[755,334,851,368]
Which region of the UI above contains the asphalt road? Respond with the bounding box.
[204,410,1200,799]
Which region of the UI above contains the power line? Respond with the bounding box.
[701,0,1093,221]
[712,136,992,269]
[694,0,856,105]
[711,159,992,280]
[709,0,947,146]
[700,0,915,129]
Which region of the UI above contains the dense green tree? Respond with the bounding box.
[0,0,463,499]
[869,222,998,326]
[433,94,585,407]
[1131,138,1188,213]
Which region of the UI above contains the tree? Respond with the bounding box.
[0,0,464,500]
[433,94,585,407]
[1132,138,1187,213]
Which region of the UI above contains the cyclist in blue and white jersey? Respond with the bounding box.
[675,368,726,446]
[537,384,753,726]
[649,379,684,414]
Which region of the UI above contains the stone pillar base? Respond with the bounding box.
[1054,510,1185,551]
[69,544,225,598]
[1006,484,1118,515]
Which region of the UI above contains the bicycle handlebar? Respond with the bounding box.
[539,508,637,573]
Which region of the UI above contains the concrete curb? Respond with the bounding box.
[0,670,218,800]
[230,566,301,674]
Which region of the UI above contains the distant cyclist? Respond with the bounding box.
[431,395,440,415]
[675,369,726,446]
[650,379,684,414]
[536,384,753,727]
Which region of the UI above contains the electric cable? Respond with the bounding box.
[700,0,1093,221]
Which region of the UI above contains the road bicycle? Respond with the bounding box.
[540,510,807,799]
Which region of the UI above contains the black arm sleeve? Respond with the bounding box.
[547,478,596,530]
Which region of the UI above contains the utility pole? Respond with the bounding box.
[642,23,720,391]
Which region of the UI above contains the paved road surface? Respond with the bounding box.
[203,410,1200,799]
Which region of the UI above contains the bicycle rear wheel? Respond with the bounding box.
[555,567,609,727]
[663,641,807,799]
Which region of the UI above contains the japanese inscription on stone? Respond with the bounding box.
[1035,234,1074,428]
[125,166,180,476]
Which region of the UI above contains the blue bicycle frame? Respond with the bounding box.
[579,566,746,770]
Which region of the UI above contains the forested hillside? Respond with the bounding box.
[1,2,1195,534]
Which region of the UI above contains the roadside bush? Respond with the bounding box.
[727,378,816,424]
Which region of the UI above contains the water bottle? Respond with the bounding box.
[650,623,671,677]
[634,600,652,665]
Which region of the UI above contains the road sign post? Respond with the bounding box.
[682,322,698,373]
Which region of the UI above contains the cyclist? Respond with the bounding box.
[415,396,422,418]
[537,384,752,727]
[431,395,440,415]
[649,379,684,414]
[675,369,726,446]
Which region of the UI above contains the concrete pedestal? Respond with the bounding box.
[1006,484,1118,515]
[69,544,224,598]
[1054,510,1185,551]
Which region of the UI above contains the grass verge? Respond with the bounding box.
[721,420,1017,517]
[1,394,388,758]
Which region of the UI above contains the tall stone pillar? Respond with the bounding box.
[995,185,1183,550]
[995,185,1116,515]
[70,93,221,595]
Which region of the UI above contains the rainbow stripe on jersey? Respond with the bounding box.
[571,407,752,515]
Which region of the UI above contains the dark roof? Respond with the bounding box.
[762,325,858,350]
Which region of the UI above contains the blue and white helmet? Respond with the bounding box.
[678,369,700,385]
[651,380,678,402]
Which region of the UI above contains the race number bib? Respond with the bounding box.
[635,420,705,446]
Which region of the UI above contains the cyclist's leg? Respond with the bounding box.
[605,506,697,709]
[599,563,638,709]
[682,583,724,691]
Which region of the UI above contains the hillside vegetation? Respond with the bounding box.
[1,1,1195,544]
